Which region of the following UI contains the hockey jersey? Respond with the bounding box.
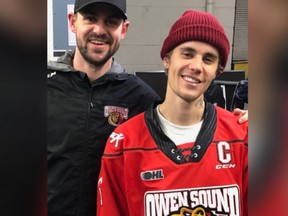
[97,103,248,216]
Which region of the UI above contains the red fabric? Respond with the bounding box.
[97,107,248,216]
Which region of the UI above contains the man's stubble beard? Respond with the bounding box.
[77,40,120,67]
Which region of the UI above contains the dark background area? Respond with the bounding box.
[0,0,47,215]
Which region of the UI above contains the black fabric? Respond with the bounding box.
[0,29,47,216]
[48,53,160,216]
[144,102,217,163]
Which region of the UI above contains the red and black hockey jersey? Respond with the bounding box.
[97,103,248,216]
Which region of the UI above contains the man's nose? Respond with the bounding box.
[188,56,203,73]
[92,21,106,34]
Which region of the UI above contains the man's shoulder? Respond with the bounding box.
[117,74,160,97]
[47,51,74,73]
[214,106,248,143]
[119,112,146,128]
[126,74,157,89]
[215,106,248,128]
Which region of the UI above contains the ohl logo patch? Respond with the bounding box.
[104,106,129,126]
[141,169,164,181]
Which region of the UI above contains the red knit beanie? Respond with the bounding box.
[160,10,230,74]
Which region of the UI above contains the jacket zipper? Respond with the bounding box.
[76,90,93,216]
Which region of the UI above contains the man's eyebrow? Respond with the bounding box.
[108,12,123,18]
[204,52,219,59]
[179,47,196,52]
[182,46,219,57]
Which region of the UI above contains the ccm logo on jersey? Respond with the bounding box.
[141,169,164,181]
[216,141,236,169]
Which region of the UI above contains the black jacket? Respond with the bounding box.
[48,51,160,216]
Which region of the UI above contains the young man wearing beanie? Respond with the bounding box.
[47,1,162,216]
[97,10,248,216]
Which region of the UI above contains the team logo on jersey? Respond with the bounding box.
[169,205,216,216]
[216,141,236,170]
[141,169,164,181]
[144,185,240,216]
[104,106,129,126]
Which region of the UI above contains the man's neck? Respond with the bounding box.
[159,96,205,126]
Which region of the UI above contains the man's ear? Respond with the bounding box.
[68,13,77,33]
[120,20,130,40]
[162,56,170,70]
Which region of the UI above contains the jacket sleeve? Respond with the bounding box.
[97,130,129,216]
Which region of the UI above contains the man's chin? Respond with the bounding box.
[86,55,111,67]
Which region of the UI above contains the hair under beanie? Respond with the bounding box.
[160,10,230,73]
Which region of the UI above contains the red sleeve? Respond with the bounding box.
[97,130,129,216]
